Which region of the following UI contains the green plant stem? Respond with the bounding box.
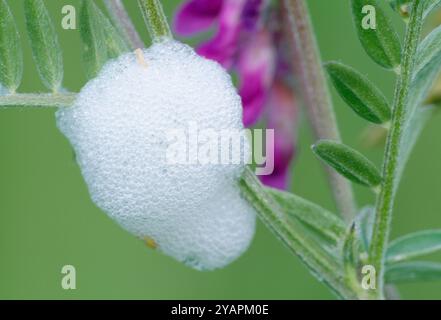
[240,167,358,299]
[104,0,144,49]
[369,0,424,299]
[283,0,356,222]
[0,93,76,108]
[137,0,172,42]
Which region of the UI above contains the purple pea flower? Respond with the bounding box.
[237,29,275,126]
[174,0,297,190]
[260,81,297,189]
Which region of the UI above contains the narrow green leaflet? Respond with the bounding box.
[387,230,441,263]
[80,0,107,79]
[239,168,357,299]
[405,28,441,114]
[386,261,441,283]
[80,0,129,79]
[395,26,441,181]
[312,140,382,187]
[267,188,346,245]
[325,61,391,124]
[398,106,435,181]
[343,224,359,276]
[351,0,402,70]
[98,4,130,58]
[0,0,23,93]
[24,0,63,92]
[356,206,375,251]
[414,25,441,79]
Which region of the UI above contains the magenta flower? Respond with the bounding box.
[260,81,297,189]
[173,0,223,36]
[174,0,297,190]
[237,29,275,125]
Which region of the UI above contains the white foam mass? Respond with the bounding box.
[56,40,256,270]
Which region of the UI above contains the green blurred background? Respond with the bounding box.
[0,0,440,299]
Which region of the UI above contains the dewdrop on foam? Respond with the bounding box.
[56,40,256,270]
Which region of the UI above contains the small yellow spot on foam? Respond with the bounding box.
[134,48,148,68]
[143,236,157,249]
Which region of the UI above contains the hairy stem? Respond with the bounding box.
[283,0,356,222]
[0,93,76,108]
[137,0,172,42]
[104,0,144,49]
[240,167,357,299]
[369,0,424,299]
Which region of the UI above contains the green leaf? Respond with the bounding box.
[325,61,391,124]
[24,0,63,92]
[312,140,382,187]
[267,188,346,245]
[403,25,441,116]
[343,223,359,273]
[356,206,375,251]
[239,168,357,299]
[395,26,441,181]
[398,106,435,180]
[415,25,441,79]
[351,0,402,70]
[387,230,441,263]
[386,261,441,283]
[79,0,129,79]
[0,0,23,93]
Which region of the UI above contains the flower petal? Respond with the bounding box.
[196,0,247,67]
[259,81,297,190]
[241,0,264,31]
[173,0,223,36]
[237,30,275,126]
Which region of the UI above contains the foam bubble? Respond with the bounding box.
[56,40,256,270]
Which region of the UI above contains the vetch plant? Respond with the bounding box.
[1,0,441,299]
